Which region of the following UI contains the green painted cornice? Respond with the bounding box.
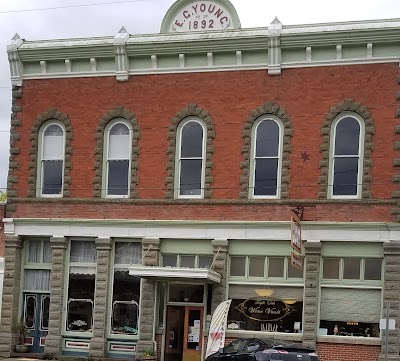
[8,18,400,84]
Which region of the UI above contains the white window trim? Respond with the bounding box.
[249,116,283,199]
[328,113,365,199]
[175,117,207,199]
[36,121,65,198]
[102,119,132,199]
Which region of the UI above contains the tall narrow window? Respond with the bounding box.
[176,119,206,198]
[105,121,131,197]
[39,123,65,196]
[66,240,96,333]
[111,242,141,336]
[330,115,363,198]
[250,118,282,198]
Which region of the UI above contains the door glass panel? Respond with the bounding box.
[25,295,36,329]
[187,309,201,350]
[169,284,204,303]
[41,296,50,330]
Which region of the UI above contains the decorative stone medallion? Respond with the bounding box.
[161,0,241,33]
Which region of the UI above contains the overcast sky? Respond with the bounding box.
[1,0,400,193]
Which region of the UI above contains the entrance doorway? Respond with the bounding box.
[165,306,204,361]
[23,293,50,353]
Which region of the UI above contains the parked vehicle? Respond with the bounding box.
[206,338,319,361]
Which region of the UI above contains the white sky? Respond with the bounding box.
[0,0,400,192]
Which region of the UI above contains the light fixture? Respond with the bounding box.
[255,289,275,297]
[282,299,297,305]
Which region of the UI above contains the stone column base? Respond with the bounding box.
[136,340,155,354]
[44,335,63,357]
[0,332,12,357]
[89,337,107,358]
[379,354,400,361]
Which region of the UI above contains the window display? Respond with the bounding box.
[228,298,303,333]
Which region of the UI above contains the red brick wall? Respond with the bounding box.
[10,63,399,221]
[316,342,380,361]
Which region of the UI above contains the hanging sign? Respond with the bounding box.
[291,213,302,253]
[291,252,302,271]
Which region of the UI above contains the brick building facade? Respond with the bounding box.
[2,0,400,360]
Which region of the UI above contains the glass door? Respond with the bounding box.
[183,306,203,361]
[24,293,50,353]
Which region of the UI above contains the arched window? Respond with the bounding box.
[38,122,65,197]
[250,118,282,198]
[104,121,131,197]
[329,115,364,198]
[176,118,206,198]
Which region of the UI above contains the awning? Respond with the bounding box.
[129,265,221,283]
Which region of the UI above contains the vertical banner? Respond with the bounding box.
[205,299,232,358]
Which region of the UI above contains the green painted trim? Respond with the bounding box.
[229,240,291,255]
[321,242,384,257]
[160,0,241,33]
[160,239,213,253]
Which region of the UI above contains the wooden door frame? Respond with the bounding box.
[183,306,204,361]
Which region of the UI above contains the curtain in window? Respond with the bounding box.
[28,240,41,263]
[43,241,52,263]
[70,241,96,263]
[107,122,130,196]
[114,242,142,264]
[42,123,64,195]
[24,270,51,291]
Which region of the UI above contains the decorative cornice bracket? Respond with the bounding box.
[114,26,130,81]
[267,17,282,75]
[7,34,24,86]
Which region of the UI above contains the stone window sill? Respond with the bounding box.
[226,330,302,342]
[317,335,381,345]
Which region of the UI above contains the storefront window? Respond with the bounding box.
[111,271,140,335]
[320,258,382,338]
[111,242,141,336]
[66,240,96,333]
[228,298,303,333]
[67,274,95,331]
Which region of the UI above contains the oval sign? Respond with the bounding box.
[235,299,294,322]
